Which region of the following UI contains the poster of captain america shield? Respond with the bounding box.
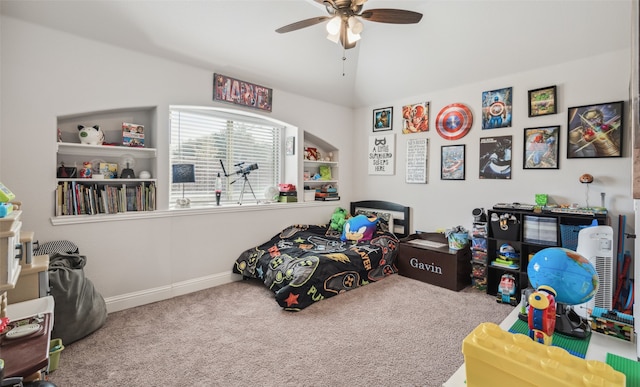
[435,103,473,140]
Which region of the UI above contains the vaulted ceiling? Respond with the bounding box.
[0,0,631,108]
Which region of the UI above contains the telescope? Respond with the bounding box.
[233,162,258,176]
[219,159,259,205]
[220,160,258,177]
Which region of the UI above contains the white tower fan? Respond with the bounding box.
[574,225,614,319]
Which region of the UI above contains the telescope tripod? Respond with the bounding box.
[232,173,258,205]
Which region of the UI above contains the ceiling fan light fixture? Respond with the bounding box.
[326,15,341,35]
[326,32,340,43]
[346,28,361,44]
[348,16,363,34]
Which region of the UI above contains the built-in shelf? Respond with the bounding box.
[56,178,157,184]
[302,132,339,203]
[57,143,156,158]
[54,107,158,219]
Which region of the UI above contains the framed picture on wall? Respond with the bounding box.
[441,145,465,180]
[368,134,395,175]
[481,87,512,129]
[523,126,560,169]
[528,85,557,117]
[373,107,393,132]
[406,138,428,183]
[567,101,623,158]
[401,102,429,134]
[285,136,295,156]
[479,136,512,179]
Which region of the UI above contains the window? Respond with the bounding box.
[170,106,283,207]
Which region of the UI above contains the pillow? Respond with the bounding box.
[355,209,394,234]
[341,214,378,242]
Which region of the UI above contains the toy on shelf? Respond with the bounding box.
[491,243,520,269]
[0,182,16,218]
[78,125,105,146]
[496,273,518,306]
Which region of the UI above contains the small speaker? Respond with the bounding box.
[472,208,486,222]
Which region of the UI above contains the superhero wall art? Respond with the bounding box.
[567,101,623,158]
[479,135,512,179]
[482,87,513,129]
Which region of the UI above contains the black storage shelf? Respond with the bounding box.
[485,206,608,302]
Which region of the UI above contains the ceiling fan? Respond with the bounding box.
[275,0,423,50]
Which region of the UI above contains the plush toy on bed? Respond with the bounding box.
[341,214,378,242]
[329,207,349,233]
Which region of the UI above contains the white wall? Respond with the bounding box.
[353,49,634,239]
[0,17,354,311]
[1,15,635,312]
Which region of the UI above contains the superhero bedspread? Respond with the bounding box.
[233,223,399,311]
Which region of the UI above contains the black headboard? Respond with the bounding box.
[350,200,411,239]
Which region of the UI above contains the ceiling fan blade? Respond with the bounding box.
[275,16,330,34]
[360,9,423,24]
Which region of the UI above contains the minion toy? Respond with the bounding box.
[528,285,557,345]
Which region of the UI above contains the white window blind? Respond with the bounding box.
[170,107,282,206]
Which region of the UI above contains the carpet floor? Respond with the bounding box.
[48,274,513,386]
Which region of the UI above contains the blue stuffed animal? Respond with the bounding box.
[341,214,378,242]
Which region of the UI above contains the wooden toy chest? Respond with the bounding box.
[397,232,471,291]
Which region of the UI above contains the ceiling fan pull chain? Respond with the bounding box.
[342,47,346,76]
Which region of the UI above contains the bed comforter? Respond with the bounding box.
[233,223,399,311]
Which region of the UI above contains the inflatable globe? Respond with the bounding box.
[527,247,598,305]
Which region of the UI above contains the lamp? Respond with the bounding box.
[579,173,594,208]
[172,164,195,208]
[326,16,362,46]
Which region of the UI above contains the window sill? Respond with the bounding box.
[49,200,341,225]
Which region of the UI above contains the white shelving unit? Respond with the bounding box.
[57,143,156,158]
[54,106,158,218]
[301,132,339,202]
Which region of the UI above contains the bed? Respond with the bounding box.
[232,200,411,311]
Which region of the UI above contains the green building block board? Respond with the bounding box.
[606,352,640,386]
[508,319,590,358]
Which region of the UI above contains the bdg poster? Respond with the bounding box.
[369,134,395,175]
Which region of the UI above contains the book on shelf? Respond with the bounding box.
[99,162,118,179]
[490,259,520,270]
[278,195,298,203]
[122,122,145,147]
[317,186,338,193]
[315,196,340,201]
[315,191,339,198]
[55,181,156,216]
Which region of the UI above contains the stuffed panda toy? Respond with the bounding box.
[78,125,105,145]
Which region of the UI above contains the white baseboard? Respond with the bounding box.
[104,271,243,313]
